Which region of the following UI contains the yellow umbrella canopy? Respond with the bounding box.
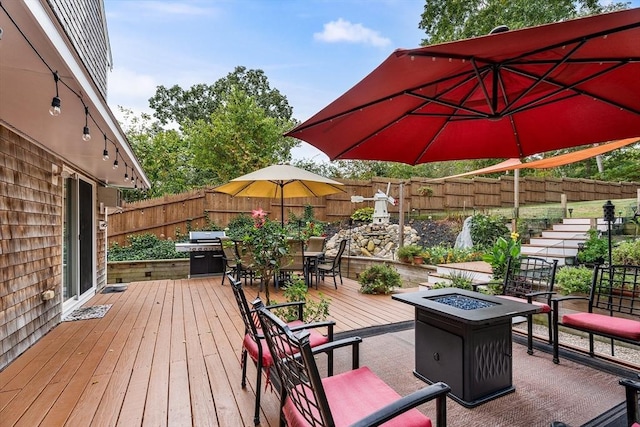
[214,164,345,224]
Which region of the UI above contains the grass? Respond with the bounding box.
[485,198,638,219]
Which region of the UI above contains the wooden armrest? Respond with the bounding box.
[350,382,450,427]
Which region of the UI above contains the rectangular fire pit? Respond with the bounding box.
[393,288,540,407]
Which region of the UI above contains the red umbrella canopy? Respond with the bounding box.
[287,8,640,165]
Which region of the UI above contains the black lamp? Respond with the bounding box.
[102,135,109,161]
[603,200,615,266]
[82,106,91,141]
[49,72,61,116]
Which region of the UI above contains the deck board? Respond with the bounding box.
[0,276,420,426]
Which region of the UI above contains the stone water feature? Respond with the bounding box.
[324,223,421,260]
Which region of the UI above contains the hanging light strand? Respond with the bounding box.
[0,2,141,187]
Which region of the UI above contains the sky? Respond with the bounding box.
[103,0,640,163]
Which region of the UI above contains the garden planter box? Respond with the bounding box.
[107,259,190,284]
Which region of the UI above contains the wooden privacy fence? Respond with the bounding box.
[107,176,639,246]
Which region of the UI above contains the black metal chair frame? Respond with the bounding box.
[229,274,336,426]
[255,299,449,427]
[620,377,640,427]
[473,256,558,355]
[220,237,239,285]
[315,239,347,289]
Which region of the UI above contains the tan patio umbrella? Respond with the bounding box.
[213,164,345,225]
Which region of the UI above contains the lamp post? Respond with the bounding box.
[603,201,615,267]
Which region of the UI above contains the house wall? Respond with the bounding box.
[0,125,105,370]
[48,0,111,98]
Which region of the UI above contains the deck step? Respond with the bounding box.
[521,246,578,257]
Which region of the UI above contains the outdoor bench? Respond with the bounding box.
[552,264,640,364]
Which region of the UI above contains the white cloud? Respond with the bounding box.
[314,18,391,47]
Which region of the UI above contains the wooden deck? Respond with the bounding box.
[0,276,416,427]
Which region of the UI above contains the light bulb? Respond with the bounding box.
[102,149,109,161]
[113,159,119,169]
[49,97,61,116]
[82,126,91,141]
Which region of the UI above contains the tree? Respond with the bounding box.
[149,66,293,126]
[418,0,628,45]
[185,88,297,185]
[118,108,200,201]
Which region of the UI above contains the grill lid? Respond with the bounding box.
[189,231,226,242]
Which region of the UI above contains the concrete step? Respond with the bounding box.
[529,238,585,248]
[552,224,592,232]
[561,218,593,225]
[541,230,589,239]
[521,245,578,257]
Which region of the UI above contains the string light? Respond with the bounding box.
[102,135,109,160]
[1,3,144,189]
[82,105,91,141]
[113,148,119,169]
[49,71,61,116]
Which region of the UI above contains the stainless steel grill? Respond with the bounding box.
[175,231,226,277]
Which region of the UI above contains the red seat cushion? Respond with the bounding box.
[562,313,640,341]
[497,295,551,313]
[283,366,432,427]
[243,320,329,367]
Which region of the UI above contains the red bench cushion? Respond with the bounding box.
[243,320,329,366]
[497,295,551,313]
[562,313,640,341]
[283,366,432,427]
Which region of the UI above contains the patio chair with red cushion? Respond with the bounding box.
[255,298,450,427]
[230,275,352,426]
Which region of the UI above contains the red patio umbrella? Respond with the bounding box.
[287,8,640,165]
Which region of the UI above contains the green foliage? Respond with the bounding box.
[225,214,254,240]
[185,88,296,185]
[470,214,509,249]
[107,233,188,261]
[482,234,522,281]
[555,266,594,295]
[358,263,402,295]
[418,0,627,45]
[272,275,331,322]
[351,207,374,222]
[287,206,325,239]
[241,209,288,301]
[421,245,484,264]
[577,229,608,265]
[396,244,423,261]
[149,66,293,125]
[612,238,640,265]
[431,270,475,290]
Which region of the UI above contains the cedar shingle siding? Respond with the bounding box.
[48,0,111,98]
[0,127,63,369]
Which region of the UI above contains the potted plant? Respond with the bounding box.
[358,263,402,295]
[396,244,422,263]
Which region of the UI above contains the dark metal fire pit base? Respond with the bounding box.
[393,288,539,408]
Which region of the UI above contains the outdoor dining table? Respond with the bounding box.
[393,288,541,408]
[303,251,324,286]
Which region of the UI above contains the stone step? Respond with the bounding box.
[561,218,593,225]
[529,238,585,248]
[521,245,578,257]
[552,224,592,232]
[541,230,589,239]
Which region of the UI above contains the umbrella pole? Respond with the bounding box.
[280,186,284,227]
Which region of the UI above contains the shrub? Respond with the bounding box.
[577,229,608,265]
[359,263,401,294]
[225,214,254,240]
[482,234,521,281]
[555,266,593,295]
[612,238,640,265]
[107,233,188,261]
[431,270,474,290]
[421,245,484,264]
[396,244,422,261]
[273,275,331,322]
[470,214,509,249]
[351,207,374,223]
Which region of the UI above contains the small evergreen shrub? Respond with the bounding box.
[555,266,593,295]
[107,233,188,261]
[470,214,509,249]
[612,238,640,265]
[351,207,374,223]
[577,229,608,265]
[359,263,401,294]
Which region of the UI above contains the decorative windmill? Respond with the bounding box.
[351,183,396,224]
